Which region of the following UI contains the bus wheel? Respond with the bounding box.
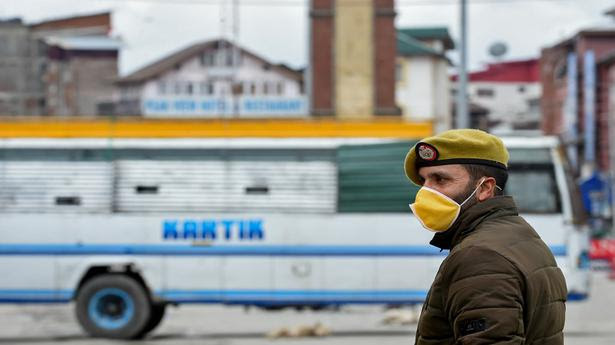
[75,274,152,339]
[139,302,167,336]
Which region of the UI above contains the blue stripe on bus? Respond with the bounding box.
[157,289,429,303]
[0,288,587,304]
[0,289,73,303]
[0,244,568,257]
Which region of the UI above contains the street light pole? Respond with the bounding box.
[456,0,469,129]
[609,86,615,234]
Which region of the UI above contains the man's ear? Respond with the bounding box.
[477,177,497,202]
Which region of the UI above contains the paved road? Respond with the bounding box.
[1,272,614,345]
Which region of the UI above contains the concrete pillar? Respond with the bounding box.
[334,0,374,118]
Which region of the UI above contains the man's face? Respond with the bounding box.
[417,164,474,204]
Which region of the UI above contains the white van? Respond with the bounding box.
[0,136,589,339]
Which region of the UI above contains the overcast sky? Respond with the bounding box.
[3,0,613,76]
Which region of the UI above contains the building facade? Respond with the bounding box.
[451,59,541,131]
[115,39,306,118]
[0,12,118,116]
[310,0,398,117]
[540,28,615,173]
[395,27,454,133]
[0,18,45,115]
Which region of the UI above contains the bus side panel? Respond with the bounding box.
[0,257,59,302]
[56,256,164,299]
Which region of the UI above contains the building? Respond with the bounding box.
[598,52,615,175]
[0,12,119,116]
[451,58,541,131]
[310,0,398,117]
[540,27,615,174]
[114,39,306,118]
[395,27,454,132]
[598,50,615,231]
[0,18,45,115]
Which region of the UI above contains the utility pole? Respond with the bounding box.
[609,86,615,235]
[232,0,240,117]
[456,0,469,129]
[219,0,239,117]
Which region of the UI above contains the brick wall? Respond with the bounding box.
[540,31,615,173]
[540,45,569,135]
[310,0,334,115]
[373,0,399,115]
[597,60,615,172]
[310,0,398,116]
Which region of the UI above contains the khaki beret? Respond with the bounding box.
[404,129,509,186]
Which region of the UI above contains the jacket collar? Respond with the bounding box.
[429,196,519,251]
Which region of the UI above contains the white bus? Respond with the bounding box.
[0,136,589,339]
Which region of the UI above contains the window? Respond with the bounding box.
[250,82,257,95]
[55,196,81,206]
[232,82,243,95]
[527,98,540,108]
[245,186,269,195]
[276,82,284,95]
[505,148,560,214]
[186,82,193,95]
[200,52,215,67]
[476,88,494,97]
[225,51,233,67]
[263,82,270,95]
[157,82,167,95]
[505,169,560,213]
[135,185,159,194]
[508,148,550,164]
[174,82,182,95]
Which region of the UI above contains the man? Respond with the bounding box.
[404,129,567,345]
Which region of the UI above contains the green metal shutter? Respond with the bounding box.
[337,141,420,212]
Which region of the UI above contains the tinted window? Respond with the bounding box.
[505,169,561,213]
[506,148,560,214]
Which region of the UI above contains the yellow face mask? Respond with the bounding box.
[409,179,486,232]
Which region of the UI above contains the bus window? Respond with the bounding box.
[505,169,561,214]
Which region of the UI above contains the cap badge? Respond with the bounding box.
[417,143,438,161]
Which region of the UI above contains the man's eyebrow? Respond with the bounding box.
[422,171,453,180]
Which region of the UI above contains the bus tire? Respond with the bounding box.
[139,302,167,336]
[75,274,152,339]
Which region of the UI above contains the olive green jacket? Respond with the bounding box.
[415,196,567,345]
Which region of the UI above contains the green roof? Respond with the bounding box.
[396,33,442,57]
[398,27,455,50]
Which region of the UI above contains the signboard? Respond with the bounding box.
[143,96,308,117]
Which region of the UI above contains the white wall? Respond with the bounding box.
[396,56,451,132]
[120,49,307,117]
[466,81,541,128]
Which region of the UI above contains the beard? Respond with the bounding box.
[452,180,479,206]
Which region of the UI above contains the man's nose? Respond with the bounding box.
[422,180,435,189]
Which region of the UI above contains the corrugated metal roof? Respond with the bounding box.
[396,33,442,57]
[398,27,455,50]
[44,35,121,51]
